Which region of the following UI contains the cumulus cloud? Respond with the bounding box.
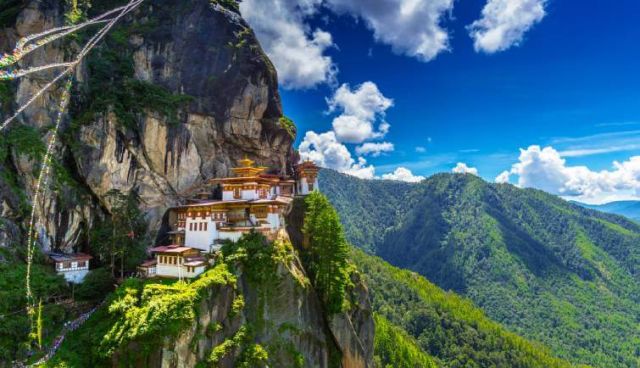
[381,167,425,183]
[504,145,640,203]
[468,0,546,53]
[299,131,375,179]
[452,162,479,175]
[326,0,455,61]
[355,142,394,157]
[495,170,511,183]
[415,146,427,153]
[327,82,393,143]
[240,0,336,89]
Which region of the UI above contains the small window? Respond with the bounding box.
[308,183,314,191]
[234,188,241,199]
[204,222,208,231]
[63,262,71,269]
[78,261,86,268]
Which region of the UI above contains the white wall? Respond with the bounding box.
[222,188,260,200]
[267,213,281,229]
[184,266,206,278]
[298,177,319,195]
[156,262,205,279]
[218,230,243,242]
[60,269,89,283]
[184,217,217,252]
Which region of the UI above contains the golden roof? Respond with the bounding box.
[231,155,268,177]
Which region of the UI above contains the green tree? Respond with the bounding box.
[74,268,116,301]
[303,191,350,314]
[91,190,148,278]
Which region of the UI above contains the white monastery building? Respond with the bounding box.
[49,253,92,283]
[138,245,207,279]
[139,157,320,278]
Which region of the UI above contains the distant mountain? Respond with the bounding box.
[574,200,640,222]
[320,168,640,367]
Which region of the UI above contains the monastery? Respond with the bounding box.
[48,252,93,283]
[138,158,319,279]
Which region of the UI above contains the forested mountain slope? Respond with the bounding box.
[354,249,576,368]
[321,169,640,367]
[319,170,414,252]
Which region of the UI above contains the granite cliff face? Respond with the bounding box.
[1,2,375,367]
[0,0,294,252]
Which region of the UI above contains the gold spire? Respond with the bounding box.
[232,155,266,177]
[238,155,255,168]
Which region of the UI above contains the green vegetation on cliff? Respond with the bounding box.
[0,252,69,362]
[302,191,352,315]
[279,116,296,139]
[322,169,640,367]
[45,231,345,368]
[46,263,237,366]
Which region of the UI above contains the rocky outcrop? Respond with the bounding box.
[329,271,375,368]
[0,0,294,252]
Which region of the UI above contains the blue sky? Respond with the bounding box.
[240,0,640,204]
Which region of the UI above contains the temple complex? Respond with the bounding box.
[139,158,320,278]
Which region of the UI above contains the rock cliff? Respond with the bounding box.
[0,0,294,252]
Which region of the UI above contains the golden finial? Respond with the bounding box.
[239,154,255,168]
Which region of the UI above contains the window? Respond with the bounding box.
[63,262,71,269]
[204,222,208,231]
[234,188,241,199]
[308,183,314,191]
[78,261,86,268]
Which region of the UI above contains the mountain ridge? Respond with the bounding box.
[573,200,640,222]
[320,168,640,367]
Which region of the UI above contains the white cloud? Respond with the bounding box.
[381,167,425,183]
[327,82,393,143]
[326,0,455,61]
[495,170,511,183]
[505,145,640,203]
[468,0,546,53]
[239,0,337,89]
[299,131,375,179]
[452,162,479,176]
[415,146,427,153]
[552,130,640,158]
[355,142,394,157]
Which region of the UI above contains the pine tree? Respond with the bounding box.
[303,191,350,314]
